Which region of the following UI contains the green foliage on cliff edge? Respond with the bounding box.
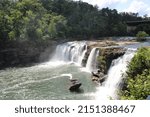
[121,47,150,100]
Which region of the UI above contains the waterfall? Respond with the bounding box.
[95,48,136,100]
[78,44,87,65]
[51,41,87,66]
[86,48,99,72]
[50,41,101,72]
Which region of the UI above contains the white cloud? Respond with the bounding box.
[124,0,150,16]
[74,0,128,9]
[74,0,150,16]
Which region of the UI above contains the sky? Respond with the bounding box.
[73,0,150,16]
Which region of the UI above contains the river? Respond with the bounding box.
[0,41,149,100]
[0,62,97,99]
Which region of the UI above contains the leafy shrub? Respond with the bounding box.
[136,31,149,41]
[121,47,150,100]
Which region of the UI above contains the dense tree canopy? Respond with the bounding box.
[0,0,67,41]
[0,0,150,41]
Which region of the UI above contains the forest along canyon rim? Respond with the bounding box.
[0,40,149,100]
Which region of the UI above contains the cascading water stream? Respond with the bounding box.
[49,41,101,72]
[95,48,136,100]
[50,42,87,66]
[78,45,87,65]
[86,48,99,72]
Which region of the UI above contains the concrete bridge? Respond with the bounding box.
[126,20,150,32]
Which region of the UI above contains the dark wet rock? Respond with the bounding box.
[97,47,126,74]
[91,71,106,85]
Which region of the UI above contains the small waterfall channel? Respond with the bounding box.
[86,48,99,72]
[95,48,136,100]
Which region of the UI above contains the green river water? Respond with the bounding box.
[0,62,97,100]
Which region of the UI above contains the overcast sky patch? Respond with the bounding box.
[73,0,150,16]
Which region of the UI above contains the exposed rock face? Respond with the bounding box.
[97,47,126,74]
[90,47,126,84]
[75,40,127,84]
[91,71,106,85]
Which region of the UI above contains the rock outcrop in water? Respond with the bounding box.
[95,48,136,100]
[97,47,126,74]
[80,41,126,71]
[81,40,127,84]
[90,47,126,84]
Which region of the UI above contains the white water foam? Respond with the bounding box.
[95,49,136,100]
[86,48,99,72]
[50,41,87,66]
[1,74,73,93]
[61,74,73,79]
[37,61,67,68]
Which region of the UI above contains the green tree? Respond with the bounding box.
[121,47,150,100]
[1,0,67,41]
[0,0,15,40]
